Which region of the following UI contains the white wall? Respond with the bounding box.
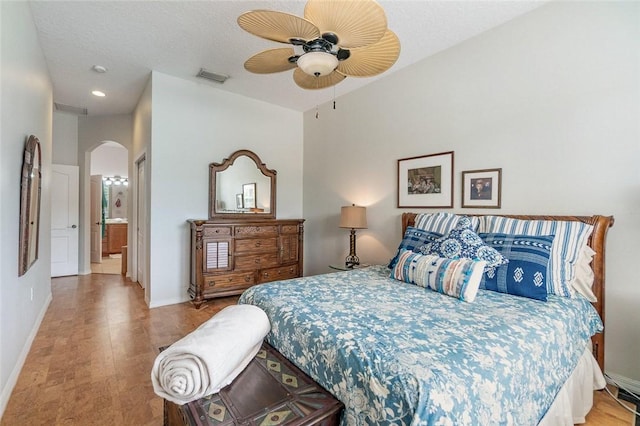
[132,77,152,303]
[148,71,303,307]
[0,1,53,417]
[90,144,128,178]
[303,2,639,383]
[52,111,78,165]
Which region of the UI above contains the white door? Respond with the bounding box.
[136,158,146,289]
[51,164,79,277]
[90,175,103,263]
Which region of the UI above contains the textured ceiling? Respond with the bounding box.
[29,1,545,116]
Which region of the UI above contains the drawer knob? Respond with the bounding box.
[245,276,251,282]
[208,281,215,287]
[227,277,233,282]
[255,242,261,247]
[255,259,260,264]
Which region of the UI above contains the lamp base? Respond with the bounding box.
[345,229,360,269]
[344,257,360,269]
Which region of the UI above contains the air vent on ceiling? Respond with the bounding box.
[54,102,88,115]
[196,68,229,84]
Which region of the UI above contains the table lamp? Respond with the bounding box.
[339,204,367,268]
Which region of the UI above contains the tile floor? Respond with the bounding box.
[91,254,122,274]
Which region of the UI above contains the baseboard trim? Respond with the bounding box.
[605,371,640,395]
[0,292,52,418]
[149,295,191,309]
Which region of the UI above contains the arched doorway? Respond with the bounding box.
[89,141,128,274]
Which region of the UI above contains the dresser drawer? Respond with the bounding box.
[203,272,255,293]
[235,237,277,254]
[202,226,232,238]
[235,253,279,270]
[280,224,300,234]
[259,264,299,283]
[235,225,278,237]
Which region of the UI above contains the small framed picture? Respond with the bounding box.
[461,168,502,208]
[236,193,243,209]
[397,151,454,208]
[242,183,256,209]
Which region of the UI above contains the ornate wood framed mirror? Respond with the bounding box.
[19,135,42,276]
[209,150,276,220]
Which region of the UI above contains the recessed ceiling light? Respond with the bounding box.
[92,65,107,73]
[92,90,106,97]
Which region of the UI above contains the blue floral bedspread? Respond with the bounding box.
[238,265,603,426]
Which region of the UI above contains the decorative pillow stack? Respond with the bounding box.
[391,249,486,302]
[479,216,593,297]
[479,233,555,301]
[418,217,509,271]
[389,213,595,302]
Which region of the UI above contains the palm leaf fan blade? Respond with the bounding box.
[304,0,387,48]
[337,30,400,77]
[238,10,320,44]
[244,48,298,74]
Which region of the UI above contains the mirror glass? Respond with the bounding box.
[19,135,42,276]
[102,177,129,221]
[209,150,276,220]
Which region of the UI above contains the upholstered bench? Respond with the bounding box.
[163,342,343,426]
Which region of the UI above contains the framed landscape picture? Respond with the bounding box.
[397,151,454,208]
[461,168,502,208]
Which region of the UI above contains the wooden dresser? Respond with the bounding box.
[188,219,304,308]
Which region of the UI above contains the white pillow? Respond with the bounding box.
[571,245,597,302]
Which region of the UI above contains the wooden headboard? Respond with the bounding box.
[401,213,614,372]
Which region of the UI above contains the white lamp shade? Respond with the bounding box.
[339,205,367,229]
[297,52,338,77]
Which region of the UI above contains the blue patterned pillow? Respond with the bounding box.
[391,249,487,302]
[479,233,554,301]
[388,226,442,268]
[420,217,508,270]
[479,216,593,297]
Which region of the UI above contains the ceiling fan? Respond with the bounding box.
[237,0,400,90]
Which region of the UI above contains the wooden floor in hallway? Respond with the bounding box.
[1,273,635,425]
[1,274,238,426]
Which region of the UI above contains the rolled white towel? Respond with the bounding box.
[151,304,270,405]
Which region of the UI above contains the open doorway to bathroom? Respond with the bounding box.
[90,141,128,274]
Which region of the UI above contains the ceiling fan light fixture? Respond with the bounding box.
[297,51,338,77]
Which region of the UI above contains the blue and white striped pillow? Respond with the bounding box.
[391,249,486,302]
[414,212,480,234]
[479,216,593,297]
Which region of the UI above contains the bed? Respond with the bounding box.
[238,212,614,425]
